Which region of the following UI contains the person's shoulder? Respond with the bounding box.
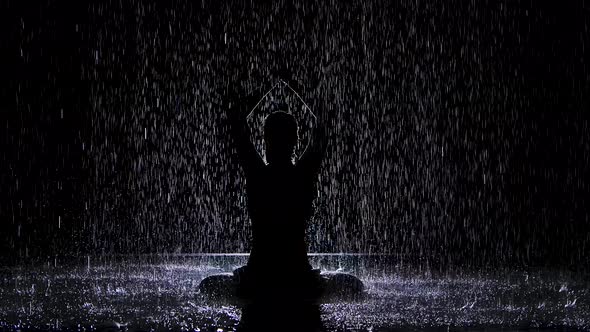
[295,160,318,176]
[245,162,267,176]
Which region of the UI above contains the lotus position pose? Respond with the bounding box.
[227,77,328,300]
[199,71,363,303]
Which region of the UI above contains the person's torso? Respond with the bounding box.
[245,163,317,266]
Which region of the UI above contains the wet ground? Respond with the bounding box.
[0,254,588,331]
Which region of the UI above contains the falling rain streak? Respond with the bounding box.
[1,0,590,330]
[2,1,589,265]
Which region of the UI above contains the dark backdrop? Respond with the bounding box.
[1,0,589,267]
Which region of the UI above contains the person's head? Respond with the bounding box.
[264,111,298,165]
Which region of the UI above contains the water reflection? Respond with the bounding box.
[0,255,588,331]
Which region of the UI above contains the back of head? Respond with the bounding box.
[264,111,298,165]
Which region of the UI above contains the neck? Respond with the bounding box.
[268,158,293,167]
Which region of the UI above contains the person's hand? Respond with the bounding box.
[270,63,304,94]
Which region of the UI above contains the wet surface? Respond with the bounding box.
[0,255,588,331]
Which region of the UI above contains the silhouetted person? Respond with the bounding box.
[227,79,328,300]
[198,74,362,313]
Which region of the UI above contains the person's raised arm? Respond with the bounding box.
[278,68,330,175]
[297,95,329,174]
[226,81,277,174]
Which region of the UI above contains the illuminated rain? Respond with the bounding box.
[1,1,589,331]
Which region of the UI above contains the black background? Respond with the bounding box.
[1,1,589,267]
